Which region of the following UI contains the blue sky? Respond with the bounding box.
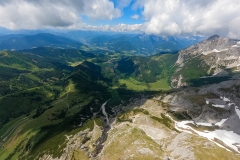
[0,0,240,38]
[82,0,144,26]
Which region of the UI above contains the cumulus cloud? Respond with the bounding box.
[114,0,132,9]
[131,14,139,20]
[109,23,142,32]
[134,0,240,38]
[69,23,142,33]
[1,0,240,38]
[0,0,121,30]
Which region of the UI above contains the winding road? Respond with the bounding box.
[53,86,70,110]
[0,116,29,142]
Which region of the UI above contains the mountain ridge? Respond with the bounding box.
[0,33,85,51]
[172,35,240,87]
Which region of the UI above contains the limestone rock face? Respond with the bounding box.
[172,35,240,88]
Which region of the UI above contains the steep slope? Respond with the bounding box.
[115,53,178,91]
[20,47,96,66]
[0,48,108,129]
[0,48,88,97]
[172,35,240,87]
[116,53,178,83]
[160,76,240,154]
[0,60,110,159]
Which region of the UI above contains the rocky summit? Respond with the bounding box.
[172,35,240,88]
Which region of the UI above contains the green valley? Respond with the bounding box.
[1,34,240,160]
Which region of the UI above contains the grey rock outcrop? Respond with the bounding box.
[172,35,240,88]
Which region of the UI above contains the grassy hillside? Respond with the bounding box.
[175,55,211,82]
[172,54,233,87]
[116,53,178,90]
[0,46,179,159]
[0,50,71,96]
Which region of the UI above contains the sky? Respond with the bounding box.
[0,0,240,38]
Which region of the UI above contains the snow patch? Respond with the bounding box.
[215,119,228,126]
[206,100,209,104]
[220,97,230,102]
[176,120,212,127]
[176,120,194,128]
[228,103,235,107]
[212,104,225,108]
[235,106,240,119]
[212,49,219,52]
[196,122,212,126]
[202,49,224,55]
[232,45,238,47]
[202,52,209,55]
[175,120,240,152]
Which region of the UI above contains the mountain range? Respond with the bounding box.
[0,33,85,50]
[83,33,204,55]
[0,32,240,160]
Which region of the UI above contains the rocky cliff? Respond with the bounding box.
[172,35,240,87]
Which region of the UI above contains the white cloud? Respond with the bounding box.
[115,0,132,9]
[0,0,121,30]
[134,0,240,38]
[1,0,240,38]
[81,0,121,20]
[131,14,139,20]
[69,23,142,33]
[109,23,142,32]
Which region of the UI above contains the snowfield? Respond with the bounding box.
[202,49,219,55]
[174,120,240,153]
[220,97,230,102]
[235,106,240,119]
[212,104,225,108]
[212,49,220,52]
[215,119,228,126]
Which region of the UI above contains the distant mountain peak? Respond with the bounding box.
[207,35,220,41]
